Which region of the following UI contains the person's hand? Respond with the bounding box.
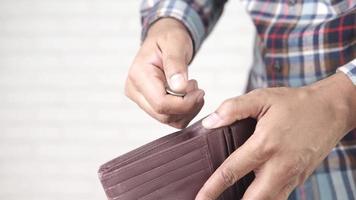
[196,72,356,200]
[125,18,205,129]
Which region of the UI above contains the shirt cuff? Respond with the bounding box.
[337,59,356,85]
[141,0,205,53]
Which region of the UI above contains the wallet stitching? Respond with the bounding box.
[100,133,193,176]
[229,126,238,152]
[223,127,235,200]
[101,119,256,200]
[112,159,207,199]
[105,146,207,191]
[100,124,206,175]
[111,147,210,199]
[205,129,227,200]
[203,133,215,175]
[101,136,206,181]
[224,128,233,155]
[137,167,208,200]
[100,137,178,173]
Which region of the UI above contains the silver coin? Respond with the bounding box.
[165,86,186,97]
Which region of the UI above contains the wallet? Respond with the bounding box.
[98,118,257,200]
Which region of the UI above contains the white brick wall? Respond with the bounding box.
[0,0,254,199]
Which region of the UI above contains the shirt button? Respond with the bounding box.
[288,0,296,6]
[274,60,282,72]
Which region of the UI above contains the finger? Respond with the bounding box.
[242,158,299,200]
[169,98,204,128]
[165,89,205,114]
[127,76,203,128]
[202,90,266,129]
[136,65,204,114]
[126,78,191,128]
[167,80,204,128]
[242,167,282,199]
[274,180,298,200]
[167,79,198,96]
[185,79,198,92]
[158,80,201,128]
[125,77,172,121]
[159,32,192,93]
[195,135,266,200]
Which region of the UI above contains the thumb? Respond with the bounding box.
[202,91,266,129]
[160,33,192,93]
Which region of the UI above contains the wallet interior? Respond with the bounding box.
[98,118,256,200]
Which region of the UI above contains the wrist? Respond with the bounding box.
[307,72,356,133]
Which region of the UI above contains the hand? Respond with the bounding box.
[125,18,205,129]
[196,72,356,200]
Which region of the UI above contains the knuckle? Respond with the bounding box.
[255,145,273,161]
[154,102,168,114]
[282,155,306,179]
[124,79,134,99]
[220,98,237,112]
[157,115,173,124]
[150,98,167,114]
[169,122,187,129]
[273,87,289,95]
[127,69,135,82]
[298,172,309,185]
[284,162,302,178]
[296,169,310,186]
[253,135,278,160]
[248,88,265,97]
[221,98,234,107]
[217,98,239,120]
[124,84,130,98]
[219,166,237,187]
[127,68,140,86]
[281,183,295,199]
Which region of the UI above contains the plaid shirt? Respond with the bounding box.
[140,0,356,199]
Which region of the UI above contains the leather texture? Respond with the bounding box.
[98,118,257,200]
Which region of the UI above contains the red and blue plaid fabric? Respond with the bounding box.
[140,0,356,199]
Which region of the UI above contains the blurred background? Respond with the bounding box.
[0,0,254,199]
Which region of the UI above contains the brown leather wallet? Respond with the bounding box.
[98,118,256,200]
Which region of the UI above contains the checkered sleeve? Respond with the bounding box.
[338,59,356,85]
[140,0,227,53]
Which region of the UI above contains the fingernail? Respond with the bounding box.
[202,113,221,129]
[169,73,185,91]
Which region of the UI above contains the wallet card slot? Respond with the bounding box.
[105,146,208,193]
[99,125,206,177]
[223,127,235,156]
[99,131,188,175]
[111,154,212,200]
[139,167,210,200]
[101,135,207,187]
[99,121,207,176]
[108,155,206,198]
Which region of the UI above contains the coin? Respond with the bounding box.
[165,86,186,97]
